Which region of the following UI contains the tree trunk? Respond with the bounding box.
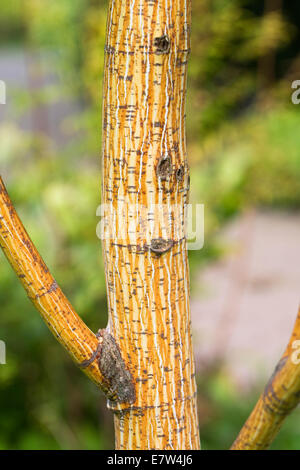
[100,0,200,450]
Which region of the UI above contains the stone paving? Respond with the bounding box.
[191,210,300,387]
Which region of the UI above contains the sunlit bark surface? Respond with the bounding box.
[0,178,107,392]
[101,0,200,450]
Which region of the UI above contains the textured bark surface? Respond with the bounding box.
[101,0,200,449]
[231,307,300,450]
[0,177,131,402]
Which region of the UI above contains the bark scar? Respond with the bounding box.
[150,238,174,255]
[79,329,136,404]
[154,35,171,54]
[156,154,172,180]
[262,356,295,415]
[175,165,185,182]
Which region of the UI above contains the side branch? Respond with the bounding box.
[231,306,300,449]
[0,177,134,403]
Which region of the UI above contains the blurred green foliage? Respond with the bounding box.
[0,0,300,450]
[0,1,25,45]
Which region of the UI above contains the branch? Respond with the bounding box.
[0,177,134,404]
[231,306,300,449]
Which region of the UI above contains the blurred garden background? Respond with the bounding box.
[0,0,300,450]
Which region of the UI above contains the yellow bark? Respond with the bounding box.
[231,307,300,450]
[100,0,200,449]
[0,177,122,400]
[0,0,200,450]
[2,0,300,452]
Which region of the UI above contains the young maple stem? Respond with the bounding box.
[231,307,300,450]
[1,0,200,450]
[4,0,299,452]
[0,176,132,402]
[100,0,200,449]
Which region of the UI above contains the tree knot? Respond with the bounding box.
[154,35,171,54]
[79,329,136,404]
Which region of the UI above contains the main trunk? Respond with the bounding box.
[101,0,200,449]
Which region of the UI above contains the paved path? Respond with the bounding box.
[191,210,300,387]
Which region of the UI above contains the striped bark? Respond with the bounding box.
[101,0,200,450]
[0,177,127,401]
[2,0,300,452]
[231,307,300,450]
